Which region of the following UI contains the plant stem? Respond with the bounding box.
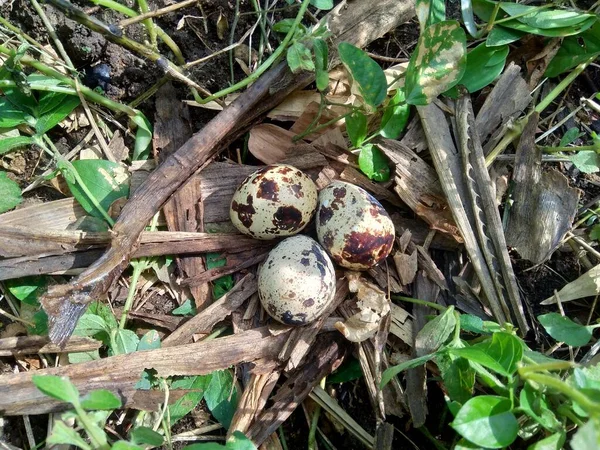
[520,371,600,415]
[519,361,577,374]
[72,404,110,450]
[0,45,137,116]
[308,378,326,450]
[535,57,596,114]
[293,110,353,142]
[119,259,146,329]
[197,0,311,104]
[30,0,75,70]
[541,144,599,153]
[391,294,447,311]
[136,0,157,50]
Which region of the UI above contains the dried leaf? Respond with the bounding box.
[335,273,391,342]
[247,124,297,163]
[541,264,600,305]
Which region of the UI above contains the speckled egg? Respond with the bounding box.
[316,181,395,270]
[258,235,336,325]
[230,165,318,240]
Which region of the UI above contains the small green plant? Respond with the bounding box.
[382,300,600,449]
[32,373,249,450]
[32,375,163,449]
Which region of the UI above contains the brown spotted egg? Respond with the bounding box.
[316,181,395,270]
[258,235,336,325]
[230,165,318,240]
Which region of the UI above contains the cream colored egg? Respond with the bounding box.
[316,181,395,270]
[258,235,336,325]
[230,165,317,240]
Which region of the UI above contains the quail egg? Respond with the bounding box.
[230,165,318,240]
[316,181,395,270]
[258,235,336,325]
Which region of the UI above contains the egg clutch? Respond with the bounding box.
[229,164,395,326]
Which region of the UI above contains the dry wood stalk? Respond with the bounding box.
[39,0,415,344]
[0,336,100,357]
[0,327,288,415]
[246,333,349,446]
[418,94,529,332]
[162,274,258,347]
[155,81,211,310]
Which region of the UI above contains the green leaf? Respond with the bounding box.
[568,151,600,174]
[138,329,161,350]
[5,276,50,306]
[169,375,211,425]
[0,96,31,128]
[358,144,390,182]
[205,370,238,429]
[32,375,80,405]
[29,308,48,335]
[415,305,456,355]
[88,301,118,330]
[538,312,593,347]
[451,332,522,376]
[405,21,467,105]
[111,329,140,355]
[80,389,122,410]
[450,346,509,376]
[0,171,22,213]
[514,10,596,30]
[436,352,475,404]
[135,369,159,390]
[313,38,329,91]
[451,395,518,448]
[380,353,435,388]
[483,332,523,375]
[519,383,561,432]
[338,42,387,107]
[74,313,110,337]
[35,93,80,135]
[380,89,410,139]
[66,159,129,220]
[0,135,35,155]
[172,299,197,316]
[131,112,152,160]
[571,418,600,450]
[560,127,584,147]
[459,314,485,333]
[272,19,296,34]
[456,43,509,93]
[527,432,566,450]
[206,252,234,299]
[500,16,596,38]
[328,357,363,384]
[68,350,101,364]
[345,111,367,147]
[227,431,258,450]
[287,42,315,74]
[416,0,446,32]
[546,23,600,77]
[47,421,92,450]
[112,442,143,450]
[310,0,333,10]
[591,224,600,241]
[130,426,164,446]
[486,26,525,46]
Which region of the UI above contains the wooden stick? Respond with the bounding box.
[0,327,287,416]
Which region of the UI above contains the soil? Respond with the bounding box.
[2,0,600,449]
